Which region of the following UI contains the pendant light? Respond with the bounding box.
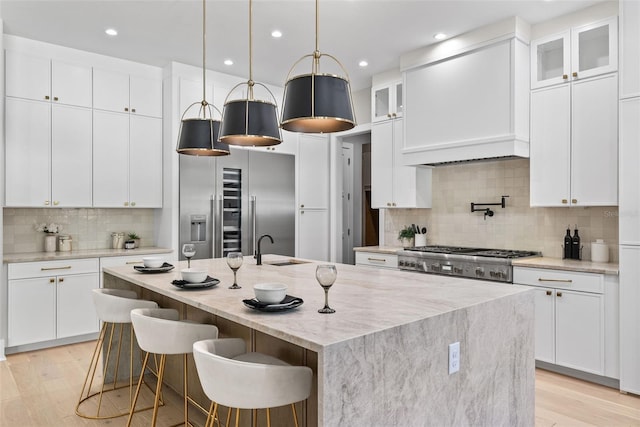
[218,0,282,147]
[280,0,356,133]
[176,0,230,156]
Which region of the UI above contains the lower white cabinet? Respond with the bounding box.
[514,266,618,377]
[619,245,640,394]
[7,259,100,348]
[355,251,398,269]
[298,209,329,262]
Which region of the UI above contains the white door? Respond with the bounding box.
[571,74,618,206]
[130,75,163,118]
[51,105,93,207]
[620,245,640,394]
[5,50,50,101]
[57,273,99,338]
[534,287,556,363]
[93,68,130,113]
[5,98,51,207]
[555,289,604,375]
[93,110,130,207]
[530,85,571,207]
[371,120,393,208]
[129,115,163,207]
[621,0,640,98]
[571,17,618,81]
[530,31,570,89]
[298,209,329,262]
[392,119,416,208]
[51,60,92,108]
[342,145,354,265]
[619,98,640,244]
[8,278,56,346]
[298,134,329,209]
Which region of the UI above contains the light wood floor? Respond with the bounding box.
[1,341,640,426]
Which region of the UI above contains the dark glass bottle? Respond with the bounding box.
[571,225,581,260]
[564,226,572,259]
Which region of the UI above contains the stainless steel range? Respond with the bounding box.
[398,246,541,283]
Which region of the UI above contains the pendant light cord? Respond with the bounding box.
[248,0,254,99]
[202,0,207,104]
[313,0,320,74]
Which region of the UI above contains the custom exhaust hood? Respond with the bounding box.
[400,17,531,167]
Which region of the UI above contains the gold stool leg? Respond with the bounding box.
[75,322,107,416]
[266,407,271,427]
[126,351,150,427]
[235,408,241,427]
[150,353,166,427]
[291,403,300,427]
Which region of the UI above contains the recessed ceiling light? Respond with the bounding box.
[271,30,282,38]
[224,59,234,66]
[358,60,368,67]
[105,28,118,36]
[434,33,447,41]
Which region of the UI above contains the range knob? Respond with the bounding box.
[453,267,463,274]
[475,267,485,276]
[431,263,441,272]
[399,260,405,267]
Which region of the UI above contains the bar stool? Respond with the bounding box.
[192,338,313,427]
[128,308,219,427]
[76,288,159,420]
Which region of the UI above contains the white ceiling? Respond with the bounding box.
[0,0,605,91]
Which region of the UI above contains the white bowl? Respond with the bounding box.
[142,256,164,268]
[181,268,207,283]
[253,283,287,304]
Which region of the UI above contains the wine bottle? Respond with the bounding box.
[564,226,572,259]
[571,225,581,260]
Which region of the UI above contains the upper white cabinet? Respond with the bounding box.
[371,118,431,209]
[5,51,92,108]
[94,68,162,118]
[93,111,163,208]
[620,0,640,98]
[619,98,640,244]
[531,17,618,89]
[530,73,618,207]
[371,81,403,123]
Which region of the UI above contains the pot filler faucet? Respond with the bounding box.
[255,234,274,265]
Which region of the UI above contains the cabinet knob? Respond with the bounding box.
[53,201,59,206]
[572,72,578,78]
[131,108,136,113]
[392,202,397,207]
[124,202,129,207]
[561,199,568,204]
[392,113,397,118]
[571,199,577,204]
[49,278,55,283]
[562,74,568,80]
[557,291,563,297]
[546,290,552,296]
[53,96,59,101]
[387,202,391,206]
[44,200,50,206]
[124,107,129,112]
[387,113,391,118]
[131,202,136,207]
[300,204,304,208]
[301,210,304,214]
[45,95,50,100]
[59,277,64,283]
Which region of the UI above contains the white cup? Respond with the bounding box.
[414,234,427,247]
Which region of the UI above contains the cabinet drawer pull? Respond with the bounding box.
[538,278,572,283]
[367,257,386,262]
[49,278,55,283]
[126,261,143,264]
[41,266,72,271]
[546,290,552,296]
[557,291,563,297]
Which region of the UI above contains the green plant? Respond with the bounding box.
[397,225,415,241]
[128,232,140,240]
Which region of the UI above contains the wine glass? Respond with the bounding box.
[182,243,196,268]
[227,252,243,289]
[316,264,337,314]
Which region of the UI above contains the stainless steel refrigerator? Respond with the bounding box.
[179,148,295,260]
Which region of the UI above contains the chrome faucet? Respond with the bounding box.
[255,234,274,265]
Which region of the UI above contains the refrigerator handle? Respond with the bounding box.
[250,195,257,257]
[213,195,223,258]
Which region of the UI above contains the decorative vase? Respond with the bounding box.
[133,238,141,248]
[44,234,57,252]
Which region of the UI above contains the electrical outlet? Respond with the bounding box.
[449,342,460,374]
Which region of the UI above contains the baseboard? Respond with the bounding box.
[536,360,620,389]
[4,333,99,355]
[0,339,5,361]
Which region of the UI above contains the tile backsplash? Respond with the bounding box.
[3,208,155,253]
[384,159,619,262]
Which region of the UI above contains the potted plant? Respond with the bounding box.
[35,222,62,252]
[128,232,141,248]
[398,225,415,248]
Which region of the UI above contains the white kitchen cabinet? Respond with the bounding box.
[620,245,640,394]
[371,81,403,123]
[7,259,100,348]
[620,0,640,98]
[371,118,431,209]
[93,110,163,208]
[355,251,398,269]
[5,50,92,107]
[531,17,617,89]
[298,209,329,262]
[619,98,640,244]
[94,68,162,118]
[513,267,612,376]
[530,73,618,207]
[5,98,93,207]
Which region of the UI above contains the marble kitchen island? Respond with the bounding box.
[103,255,535,427]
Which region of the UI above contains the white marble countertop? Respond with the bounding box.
[352,245,402,254]
[103,254,532,352]
[3,247,173,263]
[512,256,619,275]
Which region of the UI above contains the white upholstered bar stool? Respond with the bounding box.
[193,338,313,427]
[76,288,159,420]
[128,308,219,427]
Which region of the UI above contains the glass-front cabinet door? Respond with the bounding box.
[572,17,618,81]
[371,81,403,122]
[531,31,570,89]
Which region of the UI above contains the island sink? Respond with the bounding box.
[263,259,310,266]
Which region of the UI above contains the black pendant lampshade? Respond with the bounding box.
[177,117,230,156]
[219,98,281,146]
[281,73,355,133]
